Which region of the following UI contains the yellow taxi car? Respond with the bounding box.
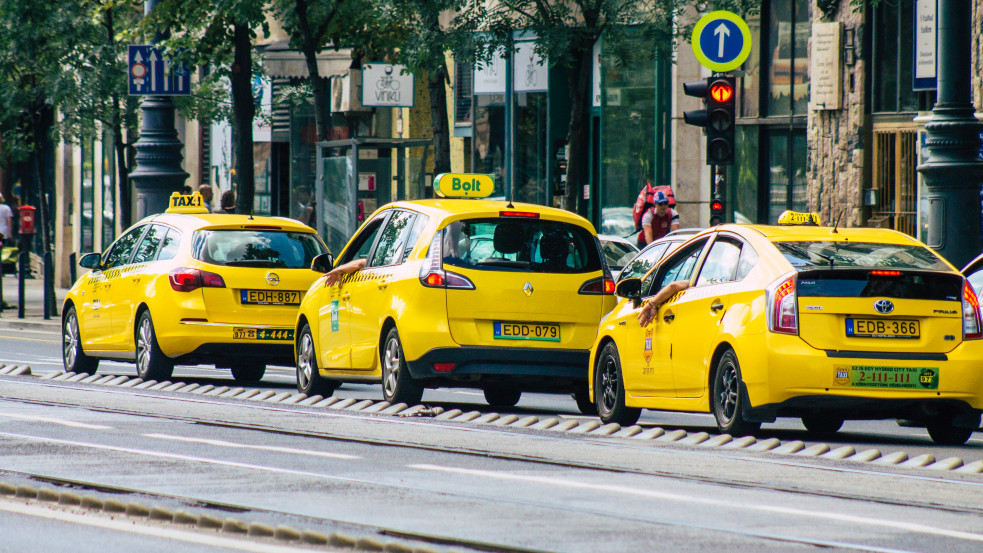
[62,192,329,382]
[590,212,983,445]
[294,173,617,408]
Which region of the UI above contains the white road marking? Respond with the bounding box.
[143,433,359,460]
[0,412,112,430]
[0,499,316,553]
[409,464,983,543]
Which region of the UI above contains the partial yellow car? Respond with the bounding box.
[294,174,617,409]
[590,213,983,445]
[63,192,329,382]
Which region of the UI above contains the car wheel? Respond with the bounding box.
[926,416,974,445]
[595,342,640,426]
[63,306,98,374]
[483,386,521,408]
[381,327,423,405]
[135,311,174,381]
[712,349,760,435]
[801,415,843,434]
[573,382,596,415]
[231,362,266,383]
[296,323,338,396]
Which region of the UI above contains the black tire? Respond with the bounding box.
[711,349,760,435]
[573,382,596,415]
[296,323,338,396]
[231,362,266,383]
[926,416,974,445]
[483,386,521,408]
[801,415,843,434]
[595,342,641,425]
[381,327,423,405]
[135,311,174,381]
[62,306,98,374]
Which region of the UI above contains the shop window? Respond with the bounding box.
[101,128,115,247]
[514,93,547,204]
[81,135,95,252]
[765,0,811,116]
[870,129,917,236]
[766,129,808,223]
[472,94,505,195]
[871,0,936,113]
[454,61,472,126]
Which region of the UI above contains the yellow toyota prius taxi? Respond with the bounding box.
[294,173,617,409]
[590,212,983,445]
[63,192,329,382]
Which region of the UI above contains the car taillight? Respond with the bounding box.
[579,277,615,295]
[433,363,455,373]
[168,268,226,292]
[419,231,476,290]
[767,274,797,334]
[963,281,982,340]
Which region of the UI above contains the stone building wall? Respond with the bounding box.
[806,1,866,227]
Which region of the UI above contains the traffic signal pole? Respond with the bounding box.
[916,0,983,268]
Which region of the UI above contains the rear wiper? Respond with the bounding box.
[778,243,835,268]
[476,259,530,269]
[223,260,285,267]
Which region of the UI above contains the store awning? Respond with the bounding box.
[261,42,353,80]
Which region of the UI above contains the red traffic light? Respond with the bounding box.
[710,200,724,211]
[709,82,733,103]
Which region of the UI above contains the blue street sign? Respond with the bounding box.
[128,45,191,96]
[691,11,752,73]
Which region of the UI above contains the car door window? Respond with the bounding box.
[695,238,743,286]
[339,215,387,265]
[131,224,169,264]
[620,242,669,281]
[734,244,759,281]
[401,213,430,261]
[102,226,146,269]
[369,211,417,267]
[643,238,708,297]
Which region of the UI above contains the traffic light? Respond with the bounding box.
[706,76,736,165]
[682,80,709,128]
[710,198,725,226]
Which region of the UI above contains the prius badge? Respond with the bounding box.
[873,299,894,314]
[523,282,533,297]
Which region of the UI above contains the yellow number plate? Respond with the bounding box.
[493,322,560,342]
[846,318,920,339]
[240,290,300,305]
[232,328,294,341]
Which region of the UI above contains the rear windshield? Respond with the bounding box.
[442,218,601,274]
[774,241,950,272]
[193,230,326,268]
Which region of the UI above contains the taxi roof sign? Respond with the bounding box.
[777,210,821,226]
[166,192,209,214]
[433,173,494,199]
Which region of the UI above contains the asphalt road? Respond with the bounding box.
[2,376,983,552]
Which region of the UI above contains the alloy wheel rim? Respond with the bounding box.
[719,363,739,422]
[63,314,78,368]
[383,338,400,397]
[297,333,313,388]
[137,319,152,374]
[601,355,618,413]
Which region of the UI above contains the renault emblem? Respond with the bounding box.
[874,299,894,314]
[523,282,533,297]
[266,272,280,286]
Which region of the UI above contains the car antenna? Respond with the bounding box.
[831,210,842,234]
[506,178,515,209]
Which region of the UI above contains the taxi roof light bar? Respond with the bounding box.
[433,173,495,199]
[166,192,210,214]
[777,210,821,226]
[962,281,982,340]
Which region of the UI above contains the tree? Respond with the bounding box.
[147,0,268,215]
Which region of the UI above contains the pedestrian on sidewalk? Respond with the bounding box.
[0,192,12,247]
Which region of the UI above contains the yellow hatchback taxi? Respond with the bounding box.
[63,192,329,382]
[294,173,616,409]
[590,212,983,445]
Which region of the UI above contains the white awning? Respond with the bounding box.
[262,46,353,80]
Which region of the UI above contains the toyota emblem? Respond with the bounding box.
[266,272,280,286]
[523,282,533,297]
[874,299,894,314]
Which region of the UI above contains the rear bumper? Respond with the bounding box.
[406,346,590,392]
[157,321,295,365]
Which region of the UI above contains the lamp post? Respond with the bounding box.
[916,0,983,268]
[128,0,188,219]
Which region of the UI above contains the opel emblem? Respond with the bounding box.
[874,299,894,314]
[266,272,280,286]
[523,282,533,297]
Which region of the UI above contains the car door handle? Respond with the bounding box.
[663,313,675,323]
[710,302,724,312]
[341,292,351,301]
[377,279,388,290]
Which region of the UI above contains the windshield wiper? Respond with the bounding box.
[778,243,835,268]
[475,259,530,269]
[223,260,285,267]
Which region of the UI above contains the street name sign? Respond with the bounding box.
[128,45,191,96]
[691,11,752,73]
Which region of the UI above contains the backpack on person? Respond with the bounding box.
[632,183,675,233]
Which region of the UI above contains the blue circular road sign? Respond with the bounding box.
[691,11,752,73]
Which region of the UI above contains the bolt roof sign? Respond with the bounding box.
[691,11,752,73]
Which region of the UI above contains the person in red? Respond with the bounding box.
[642,190,679,243]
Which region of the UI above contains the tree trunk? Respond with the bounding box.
[293,0,336,142]
[106,6,131,229]
[231,22,255,214]
[564,44,592,216]
[427,63,451,174]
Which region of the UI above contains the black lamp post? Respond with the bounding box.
[916,0,983,268]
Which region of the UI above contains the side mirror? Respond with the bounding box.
[311,253,334,273]
[78,252,102,270]
[616,278,642,305]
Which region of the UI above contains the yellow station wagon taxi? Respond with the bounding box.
[590,213,983,445]
[62,192,329,382]
[294,173,617,409]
